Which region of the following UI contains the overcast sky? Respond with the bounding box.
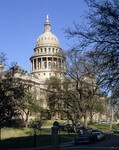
[0,0,88,72]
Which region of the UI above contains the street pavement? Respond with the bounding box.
[10,133,119,150]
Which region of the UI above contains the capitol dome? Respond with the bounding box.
[30,15,66,82]
[36,15,60,47]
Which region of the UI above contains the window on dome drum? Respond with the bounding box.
[41,48,42,53]
[48,62,51,68]
[43,57,45,60]
[48,57,52,61]
[44,73,45,76]
[52,48,54,53]
[49,48,50,52]
[34,59,36,69]
[44,48,47,53]
[44,62,47,68]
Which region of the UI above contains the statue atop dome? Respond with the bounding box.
[46,15,49,21]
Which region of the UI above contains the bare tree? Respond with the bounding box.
[0,52,7,64]
[45,51,104,128]
[66,49,106,127]
[65,0,119,95]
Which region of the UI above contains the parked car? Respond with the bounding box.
[59,123,74,132]
[74,131,91,145]
[76,126,92,133]
[98,120,109,124]
[113,128,119,134]
[91,131,105,141]
[75,123,80,132]
[74,129,105,145]
[64,123,74,132]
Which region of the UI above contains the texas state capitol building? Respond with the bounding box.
[14,16,66,118]
[30,15,66,82]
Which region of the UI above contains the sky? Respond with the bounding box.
[0,0,88,72]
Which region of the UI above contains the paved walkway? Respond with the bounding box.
[10,141,74,150]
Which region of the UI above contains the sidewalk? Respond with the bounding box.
[10,141,74,150]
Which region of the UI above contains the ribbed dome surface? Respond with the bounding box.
[36,15,60,47]
[36,31,60,47]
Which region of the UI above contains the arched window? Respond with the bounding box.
[48,62,51,68]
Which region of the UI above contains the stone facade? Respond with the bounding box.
[14,16,66,110]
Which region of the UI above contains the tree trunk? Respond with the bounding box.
[89,111,93,123]
[109,106,114,130]
[84,111,88,128]
[24,111,29,127]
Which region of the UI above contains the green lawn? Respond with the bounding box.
[0,127,74,150]
[1,120,119,150]
[41,119,67,127]
[90,123,119,132]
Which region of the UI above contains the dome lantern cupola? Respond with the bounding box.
[44,15,51,32]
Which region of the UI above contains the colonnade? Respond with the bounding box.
[31,56,65,71]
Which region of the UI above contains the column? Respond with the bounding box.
[41,57,43,69]
[51,57,53,69]
[31,60,33,71]
[38,58,40,69]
